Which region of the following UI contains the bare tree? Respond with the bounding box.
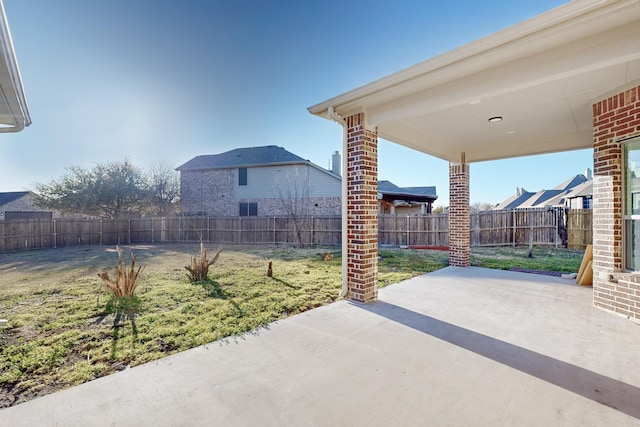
[275,166,310,248]
[145,162,180,217]
[470,202,496,212]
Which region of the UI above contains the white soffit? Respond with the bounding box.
[308,0,640,163]
[0,0,30,133]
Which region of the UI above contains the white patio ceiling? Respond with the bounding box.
[308,0,640,164]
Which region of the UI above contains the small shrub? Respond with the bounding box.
[98,246,144,299]
[97,246,144,331]
[185,243,222,282]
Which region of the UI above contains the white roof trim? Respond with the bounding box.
[0,0,30,132]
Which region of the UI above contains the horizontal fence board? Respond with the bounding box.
[0,208,592,253]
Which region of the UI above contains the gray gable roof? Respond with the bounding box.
[565,180,593,198]
[553,174,587,191]
[176,146,307,171]
[378,180,437,202]
[495,173,592,210]
[518,189,565,208]
[0,191,29,206]
[493,191,535,210]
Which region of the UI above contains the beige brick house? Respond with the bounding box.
[309,0,640,323]
[176,146,342,217]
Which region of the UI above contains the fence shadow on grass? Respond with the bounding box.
[269,276,299,289]
[357,301,640,420]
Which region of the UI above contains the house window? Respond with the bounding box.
[239,168,247,186]
[624,138,640,270]
[239,202,257,216]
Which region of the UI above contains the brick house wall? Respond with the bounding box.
[180,169,236,216]
[592,83,640,322]
[180,166,341,217]
[249,197,341,217]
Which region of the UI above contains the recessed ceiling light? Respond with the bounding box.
[469,99,482,105]
[488,116,503,123]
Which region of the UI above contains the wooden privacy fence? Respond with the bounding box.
[0,216,342,252]
[0,209,593,253]
[379,208,592,249]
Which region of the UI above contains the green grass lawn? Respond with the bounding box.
[0,244,582,407]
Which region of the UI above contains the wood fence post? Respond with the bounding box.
[406,216,410,246]
[512,210,516,247]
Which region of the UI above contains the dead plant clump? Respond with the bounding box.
[97,246,145,298]
[185,243,222,282]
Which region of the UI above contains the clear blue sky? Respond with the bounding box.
[0,0,591,206]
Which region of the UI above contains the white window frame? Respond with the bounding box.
[623,137,640,271]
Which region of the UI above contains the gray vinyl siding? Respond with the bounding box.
[236,164,340,199]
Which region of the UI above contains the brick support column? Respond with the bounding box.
[345,112,378,303]
[592,84,640,321]
[449,162,470,267]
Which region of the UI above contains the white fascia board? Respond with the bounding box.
[307,0,628,118]
[0,0,30,132]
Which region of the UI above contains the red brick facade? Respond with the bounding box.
[592,84,640,322]
[345,113,378,303]
[449,162,470,267]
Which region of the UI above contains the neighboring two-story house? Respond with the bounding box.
[176,146,342,217]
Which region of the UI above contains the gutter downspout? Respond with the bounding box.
[328,106,348,298]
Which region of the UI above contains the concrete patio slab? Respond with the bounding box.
[1,266,639,426]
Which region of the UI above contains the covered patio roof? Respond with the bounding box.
[308,0,640,163]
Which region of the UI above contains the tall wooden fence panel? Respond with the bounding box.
[566,209,593,250]
[471,210,512,246]
[379,215,449,247]
[0,209,592,253]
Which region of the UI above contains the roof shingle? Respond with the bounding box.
[176,146,307,171]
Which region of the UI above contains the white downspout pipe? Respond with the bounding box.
[328,106,348,298]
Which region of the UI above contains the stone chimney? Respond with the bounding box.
[331,151,341,176]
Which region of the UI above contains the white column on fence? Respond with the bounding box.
[273,217,276,245]
[311,216,314,245]
[53,219,57,248]
[128,220,131,244]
